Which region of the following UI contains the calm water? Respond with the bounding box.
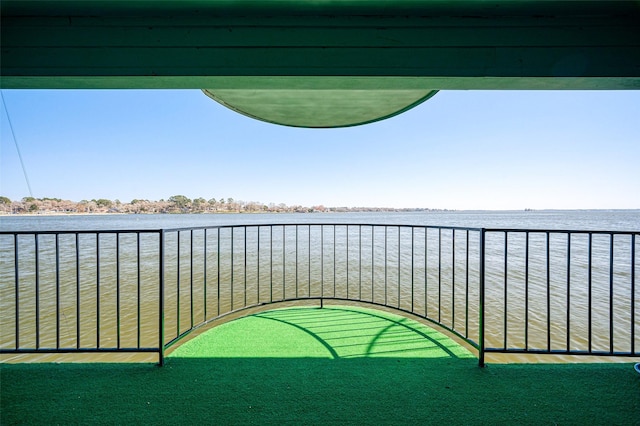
[1,210,638,362]
[1,209,639,232]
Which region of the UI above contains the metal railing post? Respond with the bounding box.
[478,229,486,368]
[632,234,636,355]
[158,230,165,367]
[14,234,20,350]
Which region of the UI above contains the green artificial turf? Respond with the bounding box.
[1,306,639,425]
[170,306,474,360]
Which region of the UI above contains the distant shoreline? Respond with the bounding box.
[0,208,451,217]
[2,208,638,218]
[3,196,637,216]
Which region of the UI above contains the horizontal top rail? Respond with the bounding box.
[483,228,640,234]
[0,229,164,235]
[3,224,637,235]
[161,223,485,233]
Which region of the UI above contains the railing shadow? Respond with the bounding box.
[168,306,473,361]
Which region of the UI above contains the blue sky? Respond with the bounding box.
[1,89,638,210]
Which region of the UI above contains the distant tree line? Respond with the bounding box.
[0,195,443,215]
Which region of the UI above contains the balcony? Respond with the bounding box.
[1,223,638,366]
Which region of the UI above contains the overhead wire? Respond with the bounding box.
[1,90,34,198]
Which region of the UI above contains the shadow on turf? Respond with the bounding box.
[167,305,476,361]
[251,307,464,359]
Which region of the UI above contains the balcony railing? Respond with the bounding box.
[0,224,637,366]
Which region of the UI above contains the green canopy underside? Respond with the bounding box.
[203,88,438,128]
